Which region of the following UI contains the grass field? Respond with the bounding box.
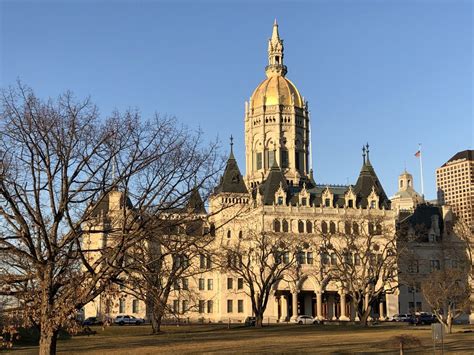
[9,323,474,354]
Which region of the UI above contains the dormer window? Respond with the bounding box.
[325,198,331,207]
[278,197,284,205]
[370,200,376,209]
[348,200,353,208]
[301,198,307,206]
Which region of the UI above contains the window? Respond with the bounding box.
[298,220,304,233]
[325,198,331,207]
[282,220,289,232]
[267,150,275,168]
[283,251,290,264]
[227,300,233,313]
[206,255,212,269]
[329,221,336,234]
[281,149,289,168]
[207,279,213,290]
[227,230,231,239]
[182,278,189,290]
[368,222,375,235]
[182,300,188,313]
[295,151,300,171]
[200,254,206,269]
[301,198,307,206]
[353,222,359,235]
[321,253,329,265]
[173,300,179,313]
[297,251,305,264]
[331,254,337,265]
[306,221,312,233]
[321,221,328,234]
[274,219,281,232]
[199,278,205,290]
[256,152,263,170]
[348,199,353,208]
[345,221,351,235]
[354,254,361,266]
[119,298,125,313]
[238,300,244,313]
[173,279,180,290]
[238,231,243,239]
[207,300,213,313]
[307,252,313,264]
[210,223,216,237]
[430,260,440,272]
[370,200,376,209]
[278,196,284,205]
[199,300,205,313]
[237,278,244,290]
[408,260,419,273]
[227,278,233,290]
[132,299,139,313]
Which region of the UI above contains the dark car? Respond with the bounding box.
[82,316,103,326]
[409,313,438,325]
[244,316,256,326]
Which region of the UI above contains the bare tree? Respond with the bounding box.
[0,84,220,354]
[219,229,304,327]
[317,214,398,326]
[120,206,214,334]
[420,219,472,333]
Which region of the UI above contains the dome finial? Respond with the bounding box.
[266,20,287,78]
[362,145,366,165]
[366,142,371,164]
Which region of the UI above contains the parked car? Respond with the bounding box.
[82,316,103,326]
[409,313,438,325]
[392,314,411,322]
[114,315,145,326]
[293,315,316,325]
[244,316,256,326]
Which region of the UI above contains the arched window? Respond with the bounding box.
[274,219,281,233]
[282,220,289,233]
[330,221,336,234]
[376,224,382,235]
[321,221,328,234]
[306,221,313,233]
[400,180,403,188]
[353,222,359,235]
[368,222,375,235]
[344,221,351,235]
[298,220,304,233]
[227,230,232,239]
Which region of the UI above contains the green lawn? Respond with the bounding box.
[9,323,474,354]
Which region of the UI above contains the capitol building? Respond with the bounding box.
[84,22,471,325]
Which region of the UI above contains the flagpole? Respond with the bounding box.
[418,143,424,198]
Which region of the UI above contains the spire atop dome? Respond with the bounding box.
[229,135,235,159]
[266,20,287,78]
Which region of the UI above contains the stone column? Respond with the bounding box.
[279,295,287,322]
[339,289,349,321]
[291,291,298,321]
[379,299,385,321]
[365,293,372,321]
[316,291,323,320]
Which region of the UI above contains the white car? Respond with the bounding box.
[391,314,411,322]
[293,315,316,325]
[114,315,145,325]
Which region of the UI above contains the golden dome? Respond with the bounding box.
[250,75,304,109]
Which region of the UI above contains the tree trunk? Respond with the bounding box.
[39,328,59,355]
[151,310,164,334]
[446,313,453,334]
[359,305,372,327]
[255,312,263,328]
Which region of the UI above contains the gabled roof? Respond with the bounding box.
[214,147,248,194]
[186,187,207,214]
[441,149,474,167]
[353,151,390,209]
[258,161,287,205]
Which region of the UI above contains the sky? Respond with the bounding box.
[1,0,472,200]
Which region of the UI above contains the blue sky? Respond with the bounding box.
[1,0,472,200]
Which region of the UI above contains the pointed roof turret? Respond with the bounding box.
[354,143,390,209]
[214,137,248,194]
[186,187,207,214]
[266,19,287,78]
[259,160,288,205]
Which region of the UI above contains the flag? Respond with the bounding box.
[414,150,421,158]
